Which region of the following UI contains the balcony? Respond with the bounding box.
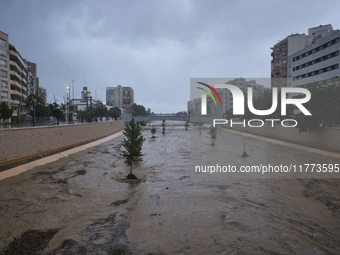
[10,80,21,88]
[10,99,21,105]
[9,50,27,69]
[10,60,21,72]
[10,89,19,95]
[10,70,21,81]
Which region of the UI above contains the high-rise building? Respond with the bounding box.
[1,31,10,109]
[271,34,308,88]
[271,24,335,88]
[288,25,340,87]
[0,30,30,122]
[26,61,39,96]
[106,87,114,106]
[106,85,134,112]
[0,30,46,123]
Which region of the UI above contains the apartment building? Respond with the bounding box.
[0,30,30,122]
[271,34,307,88]
[0,31,10,109]
[0,30,45,123]
[106,85,134,112]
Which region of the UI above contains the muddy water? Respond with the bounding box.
[0,124,340,254]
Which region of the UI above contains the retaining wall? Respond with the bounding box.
[0,121,124,164]
[226,125,340,153]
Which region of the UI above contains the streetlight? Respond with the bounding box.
[67,86,70,124]
[71,80,74,100]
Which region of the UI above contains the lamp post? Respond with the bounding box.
[67,86,70,124]
[71,80,74,100]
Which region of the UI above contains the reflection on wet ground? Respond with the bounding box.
[0,124,340,254]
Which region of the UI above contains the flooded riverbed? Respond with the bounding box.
[0,123,340,254]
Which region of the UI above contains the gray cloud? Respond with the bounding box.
[1,0,340,112]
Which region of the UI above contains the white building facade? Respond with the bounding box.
[288,25,339,87]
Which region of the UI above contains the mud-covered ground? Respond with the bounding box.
[0,123,340,254]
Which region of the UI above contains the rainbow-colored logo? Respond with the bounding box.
[196,82,222,106]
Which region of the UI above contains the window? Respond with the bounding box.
[319,45,323,50]
[274,62,280,67]
[275,54,281,59]
[0,39,5,47]
[274,47,280,52]
[0,59,6,67]
[282,68,287,72]
[1,80,7,88]
[282,43,287,47]
[1,70,7,78]
[0,49,6,57]
[282,51,287,56]
[1,91,8,98]
[282,60,287,64]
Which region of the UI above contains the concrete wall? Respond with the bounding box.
[0,121,124,164]
[227,125,340,153]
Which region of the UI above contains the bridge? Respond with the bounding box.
[121,114,190,123]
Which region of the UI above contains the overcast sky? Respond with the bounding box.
[1,0,340,113]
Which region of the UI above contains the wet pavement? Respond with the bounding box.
[0,123,340,254]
